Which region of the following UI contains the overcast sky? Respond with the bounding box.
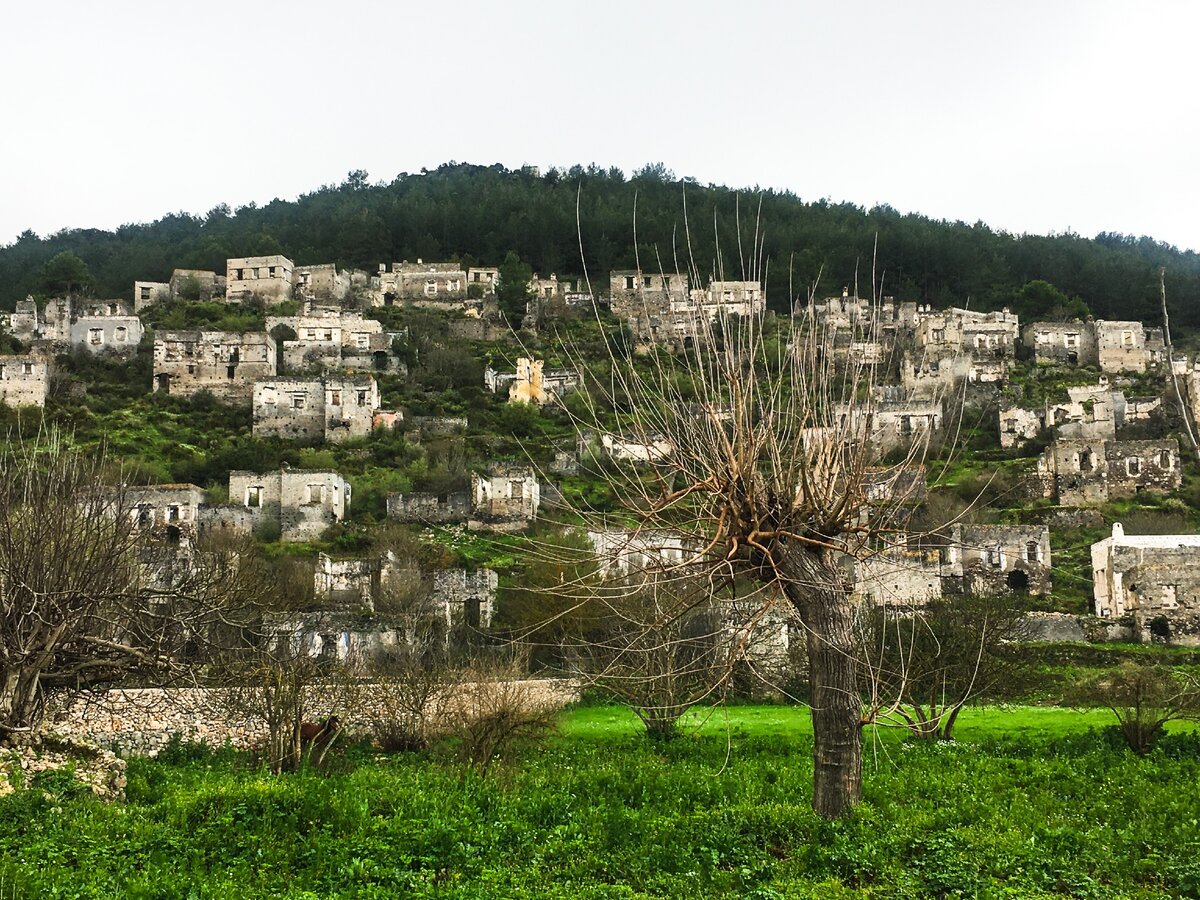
[2,1,1197,250]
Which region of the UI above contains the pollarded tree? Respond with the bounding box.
[0,432,263,737]
[551,254,939,818]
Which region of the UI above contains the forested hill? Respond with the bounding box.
[5,161,1200,333]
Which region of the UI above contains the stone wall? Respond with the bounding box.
[46,679,579,756]
[387,491,471,524]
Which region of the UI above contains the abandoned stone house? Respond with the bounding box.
[152,331,276,401]
[1038,438,1181,505]
[943,524,1052,596]
[376,261,468,305]
[470,463,540,532]
[530,273,571,299]
[467,267,499,295]
[916,308,1020,356]
[1000,382,1124,449]
[1023,320,1098,367]
[134,268,226,311]
[1091,522,1200,642]
[8,296,142,355]
[266,308,398,373]
[587,528,691,579]
[127,484,206,542]
[1094,320,1165,373]
[386,490,472,525]
[608,269,694,345]
[851,547,945,606]
[486,358,579,406]
[701,281,767,318]
[807,289,922,335]
[252,376,380,443]
[294,264,351,302]
[71,315,144,356]
[838,399,943,453]
[311,556,497,627]
[227,468,351,542]
[902,350,1007,399]
[0,357,49,407]
[226,255,295,304]
[599,431,675,463]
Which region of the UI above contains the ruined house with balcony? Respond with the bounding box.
[252,376,380,443]
[0,357,49,408]
[1092,522,1200,643]
[226,256,295,304]
[152,331,276,400]
[224,468,351,543]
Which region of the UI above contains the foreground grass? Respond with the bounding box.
[0,706,1198,898]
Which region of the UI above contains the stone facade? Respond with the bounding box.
[470,464,540,532]
[294,264,350,302]
[226,255,295,303]
[377,261,468,305]
[468,267,499,295]
[71,316,143,355]
[1092,523,1200,644]
[903,349,1008,399]
[1024,320,1097,366]
[851,547,945,606]
[1042,438,1181,506]
[267,307,397,374]
[152,331,276,401]
[227,468,351,542]
[1095,320,1154,373]
[999,405,1045,449]
[386,491,472,524]
[0,357,49,407]
[587,529,690,578]
[838,399,943,452]
[917,308,1019,356]
[253,376,379,443]
[600,431,674,463]
[944,524,1052,596]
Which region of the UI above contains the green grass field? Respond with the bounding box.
[1,705,1198,898]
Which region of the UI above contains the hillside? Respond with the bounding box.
[5,162,1200,337]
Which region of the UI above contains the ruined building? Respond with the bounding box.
[152,331,276,401]
[1092,523,1200,643]
[225,468,351,542]
[376,261,468,305]
[470,463,540,532]
[266,306,400,373]
[134,268,226,311]
[226,256,295,304]
[1037,438,1181,505]
[0,357,49,408]
[485,357,579,406]
[943,524,1052,596]
[252,376,380,443]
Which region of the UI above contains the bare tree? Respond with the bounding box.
[447,660,559,777]
[1072,663,1200,755]
[548,256,940,817]
[574,576,733,740]
[861,592,1031,741]
[0,432,262,738]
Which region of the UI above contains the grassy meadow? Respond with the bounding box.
[0,705,1197,898]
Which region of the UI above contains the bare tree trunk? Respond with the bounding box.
[782,548,862,819]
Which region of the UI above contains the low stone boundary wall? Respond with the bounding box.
[47,679,580,757]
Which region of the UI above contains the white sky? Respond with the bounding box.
[2,1,1198,250]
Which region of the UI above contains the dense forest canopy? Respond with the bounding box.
[4,161,1200,333]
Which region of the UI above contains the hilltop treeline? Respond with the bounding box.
[4,161,1200,332]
